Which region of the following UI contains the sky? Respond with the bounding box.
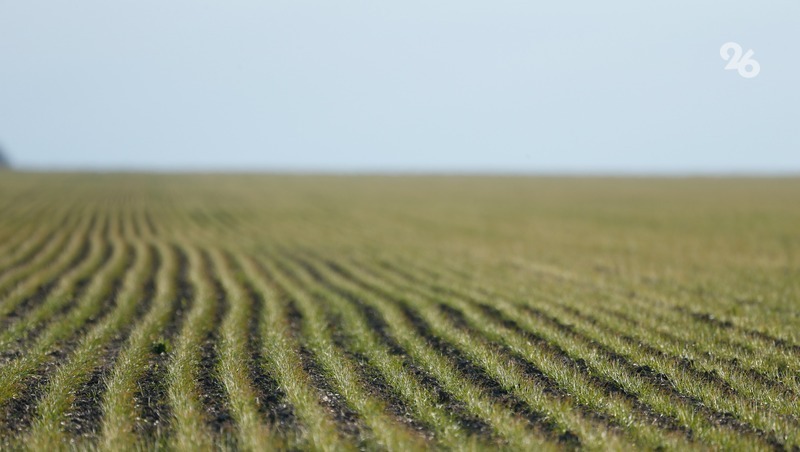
[1,1,798,173]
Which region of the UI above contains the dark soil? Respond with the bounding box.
[135,245,191,436]
[196,250,234,435]
[64,244,161,437]
[225,252,296,432]
[320,259,580,448]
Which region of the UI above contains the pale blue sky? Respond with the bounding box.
[1,1,798,172]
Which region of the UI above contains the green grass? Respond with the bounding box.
[0,173,798,451]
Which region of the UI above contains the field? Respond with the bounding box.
[0,173,798,451]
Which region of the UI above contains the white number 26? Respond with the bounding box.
[720,42,760,79]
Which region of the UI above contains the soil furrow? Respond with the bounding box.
[223,253,296,432]
[280,295,366,440]
[381,260,783,442]
[144,212,158,237]
[679,308,800,356]
[64,244,161,438]
[313,259,494,438]
[0,225,62,277]
[0,214,98,330]
[324,307,434,440]
[134,246,190,437]
[319,259,580,448]
[601,306,799,396]
[197,250,234,435]
[0,245,134,438]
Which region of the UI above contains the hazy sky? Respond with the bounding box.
[1,1,798,172]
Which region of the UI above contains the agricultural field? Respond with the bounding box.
[0,173,798,451]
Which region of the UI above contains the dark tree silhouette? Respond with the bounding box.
[0,146,10,169]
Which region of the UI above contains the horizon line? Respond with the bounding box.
[5,167,800,178]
